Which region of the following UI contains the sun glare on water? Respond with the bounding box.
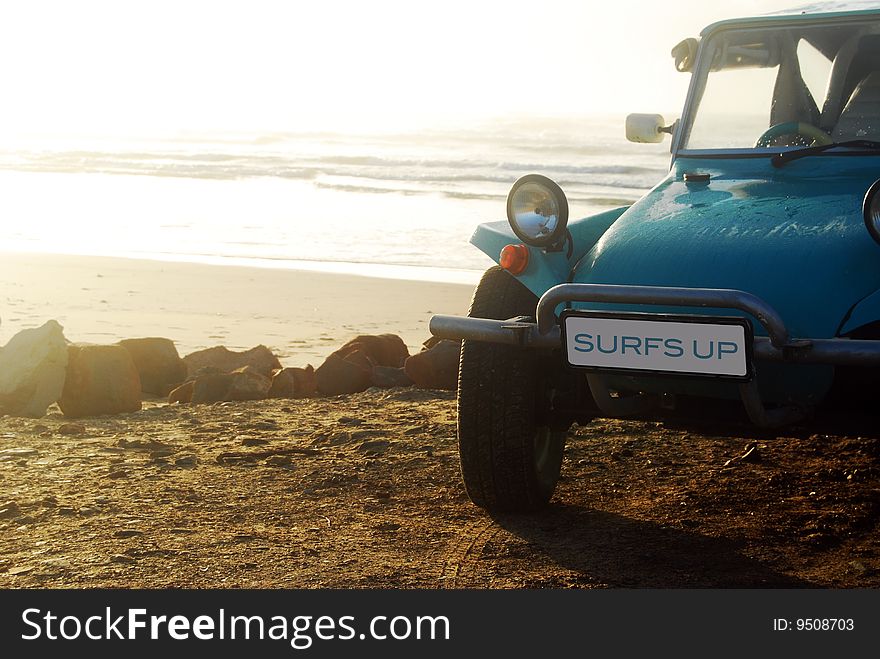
[0,0,803,282]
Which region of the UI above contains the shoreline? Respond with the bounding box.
[1,247,487,286]
[0,251,475,366]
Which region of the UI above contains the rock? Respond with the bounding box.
[334,334,409,368]
[59,344,142,418]
[359,439,390,455]
[248,420,278,430]
[0,501,21,519]
[113,529,143,538]
[118,338,187,396]
[315,349,374,396]
[326,432,351,446]
[267,369,295,398]
[803,531,833,547]
[183,345,281,378]
[240,436,269,446]
[168,380,194,404]
[117,437,171,451]
[174,455,197,467]
[268,365,317,399]
[192,365,225,378]
[57,422,86,436]
[343,349,374,371]
[226,366,271,401]
[0,320,69,418]
[404,338,460,390]
[848,560,869,576]
[8,566,34,575]
[190,373,234,404]
[371,366,413,388]
[315,335,408,396]
[188,366,270,404]
[41,558,73,573]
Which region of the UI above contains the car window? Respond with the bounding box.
[682,20,880,151]
[798,38,832,108]
[687,66,778,149]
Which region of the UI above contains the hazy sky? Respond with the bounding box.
[0,0,839,137]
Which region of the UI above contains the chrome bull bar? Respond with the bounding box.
[430,283,880,428]
[537,284,792,347]
[431,283,880,365]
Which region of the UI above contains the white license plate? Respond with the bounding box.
[562,312,751,379]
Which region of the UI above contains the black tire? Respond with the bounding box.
[457,266,567,512]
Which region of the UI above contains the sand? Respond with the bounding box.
[0,251,474,365]
[1,253,879,589]
[2,391,878,588]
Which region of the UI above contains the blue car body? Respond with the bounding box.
[465,7,880,409]
[433,5,880,513]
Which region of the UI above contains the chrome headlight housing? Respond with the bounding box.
[864,178,880,246]
[506,174,569,249]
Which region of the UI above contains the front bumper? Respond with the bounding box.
[430,283,880,427]
[431,283,880,366]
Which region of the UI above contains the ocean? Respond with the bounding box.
[0,115,670,284]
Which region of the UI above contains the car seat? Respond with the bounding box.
[770,33,820,128]
[832,71,880,140]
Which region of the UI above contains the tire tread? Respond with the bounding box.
[457,266,559,512]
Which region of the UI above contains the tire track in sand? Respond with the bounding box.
[439,517,499,588]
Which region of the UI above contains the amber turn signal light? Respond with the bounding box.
[499,243,529,275]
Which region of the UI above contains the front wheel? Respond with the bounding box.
[457,267,568,512]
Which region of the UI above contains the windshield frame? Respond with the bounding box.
[673,14,880,159]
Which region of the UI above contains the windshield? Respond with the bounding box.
[683,18,880,151]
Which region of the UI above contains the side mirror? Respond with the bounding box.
[672,38,699,73]
[626,114,670,143]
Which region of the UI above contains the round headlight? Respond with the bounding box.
[506,174,569,248]
[864,179,880,246]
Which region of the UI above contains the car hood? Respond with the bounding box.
[572,157,880,338]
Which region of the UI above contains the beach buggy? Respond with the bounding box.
[431,5,880,512]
